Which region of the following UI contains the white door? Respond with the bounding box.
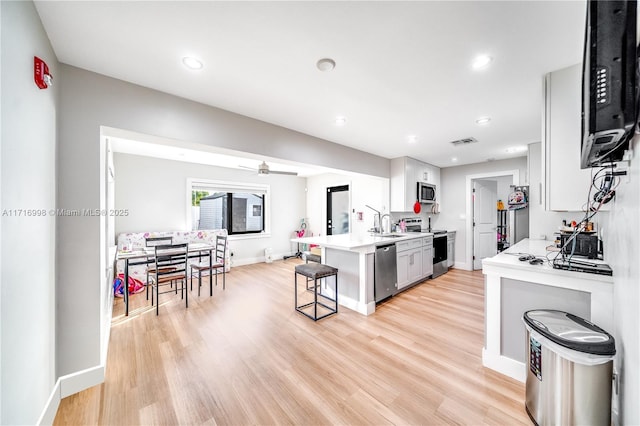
[473,179,498,270]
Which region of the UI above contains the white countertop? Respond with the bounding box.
[482,238,613,283]
[292,232,435,251]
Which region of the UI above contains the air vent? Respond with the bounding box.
[450,137,478,146]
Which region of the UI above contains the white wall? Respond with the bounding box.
[113,153,307,264]
[0,1,58,423]
[306,173,389,239]
[436,157,528,269]
[528,142,609,241]
[495,175,512,206]
[606,134,640,424]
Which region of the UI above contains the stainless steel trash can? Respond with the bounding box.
[523,310,615,426]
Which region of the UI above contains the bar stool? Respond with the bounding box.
[302,251,321,290]
[302,251,321,264]
[294,263,338,321]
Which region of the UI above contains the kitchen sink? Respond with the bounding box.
[379,234,404,238]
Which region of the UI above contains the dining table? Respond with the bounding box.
[115,242,215,316]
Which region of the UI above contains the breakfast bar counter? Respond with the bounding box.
[292,232,432,316]
[292,232,433,252]
[482,238,613,382]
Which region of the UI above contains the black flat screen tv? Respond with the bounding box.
[581,0,638,169]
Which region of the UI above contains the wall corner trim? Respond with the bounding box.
[36,379,61,426]
[37,365,105,425]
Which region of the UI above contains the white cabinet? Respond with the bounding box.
[396,250,409,289]
[397,236,434,291]
[543,64,603,211]
[396,238,423,290]
[407,249,422,285]
[447,231,456,268]
[422,236,433,277]
[390,157,441,212]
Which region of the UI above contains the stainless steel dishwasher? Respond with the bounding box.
[375,243,397,302]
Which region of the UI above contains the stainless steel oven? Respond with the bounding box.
[432,232,448,277]
[400,218,448,278]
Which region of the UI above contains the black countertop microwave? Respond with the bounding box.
[417,182,436,204]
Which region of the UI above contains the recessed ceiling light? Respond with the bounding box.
[506,146,528,154]
[472,55,493,69]
[182,56,203,70]
[475,117,491,125]
[335,116,347,126]
[407,135,418,143]
[451,157,458,162]
[317,58,336,72]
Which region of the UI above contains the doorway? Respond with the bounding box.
[326,185,350,235]
[473,180,498,270]
[464,170,520,271]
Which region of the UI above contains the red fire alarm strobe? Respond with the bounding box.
[34,56,53,89]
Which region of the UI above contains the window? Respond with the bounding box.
[188,179,269,235]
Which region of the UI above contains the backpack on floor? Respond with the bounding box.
[113,274,145,297]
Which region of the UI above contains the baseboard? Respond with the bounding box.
[37,364,106,424]
[335,294,374,316]
[59,365,105,398]
[454,261,471,271]
[37,378,61,426]
[232,256,265,267]
[232,253,290,267]
[482,348,526,382]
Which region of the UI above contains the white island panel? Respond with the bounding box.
[323,248,375,315]
[482,239,613,382]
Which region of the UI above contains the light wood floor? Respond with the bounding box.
[54,261,529,425]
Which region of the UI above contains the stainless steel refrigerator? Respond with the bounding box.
[508,186,529,245]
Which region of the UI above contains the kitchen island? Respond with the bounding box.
[482,238,613,382]
[291,233,433,315]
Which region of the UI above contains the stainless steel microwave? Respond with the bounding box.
[417,182,436,204]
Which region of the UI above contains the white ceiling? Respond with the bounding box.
[35,1,586,169]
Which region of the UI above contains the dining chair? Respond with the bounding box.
[190,235,227,296]
[145,236,173,299]
[151,243,188,315]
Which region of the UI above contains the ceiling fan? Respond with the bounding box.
[239,161,298,176]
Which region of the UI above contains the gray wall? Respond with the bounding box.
[435,157,528,269]
[0,1,58,423]
[113,153,307,263]
[56,63,389,380]
[501,278,590,362]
